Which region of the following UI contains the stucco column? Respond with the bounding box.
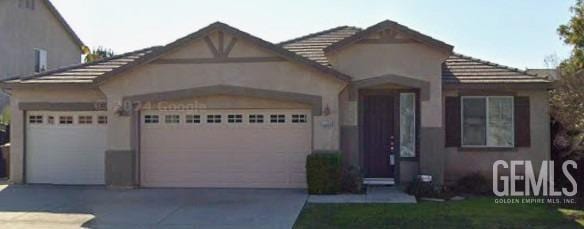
[312,95,340,151]
[419,81,445,185]
[104,97,136,187]
[9,98,24,183]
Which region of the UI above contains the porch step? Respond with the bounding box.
[363,178,395,186]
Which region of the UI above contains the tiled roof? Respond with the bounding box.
[3,21,550,86]
[280,26,362,66]
[4,47,159,84]
[443,54,550,84]
[280,26,548,85]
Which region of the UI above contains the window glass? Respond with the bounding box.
[34,49,47,73]
[400,93,416,157]
[47,116,55,125]
[29,115,43,124]
[186,115,201,124]
[165,115,180,124]
[98,116,108,124]
[207,115,222,123]
[59,116,73,124]
[462,98,487,146]
[292,114,307,123]
[249,114,264,123]
[78,116,93,124]
[488,97,514,147]
[462,97,514,147]
[228,114,243,123]
[270,114,285,123]
[144,115,159,124]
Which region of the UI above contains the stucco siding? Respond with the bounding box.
[443,90,551,183]
[0,0,81,79]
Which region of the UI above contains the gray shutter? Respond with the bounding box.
[514,96,531,147]
[445,97,461,147]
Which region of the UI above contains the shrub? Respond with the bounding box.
[341,165,364,193]
[453,172,492,195]
[306,151,341,194]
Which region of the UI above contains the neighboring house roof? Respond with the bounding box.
[3,47,159,85]
[526,68,559,81]
[43,0,85,49]
[443,54,550,84]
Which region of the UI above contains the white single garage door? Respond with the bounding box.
[140,109,311,188]
[26,111,108,185]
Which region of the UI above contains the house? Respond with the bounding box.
[0,20,551,188]
[0,0,84,108]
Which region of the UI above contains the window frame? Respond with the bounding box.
[144,115,160,124]
[460,96,515,148]
[28,115,43,124]
[399,93,416,158]
[249,114,264,123]
[227,114,243,123]
[34,48,47,73]
[164,114,180,124]
[291,114,307,123]
[78,115,93,125]
[185,114,201,124]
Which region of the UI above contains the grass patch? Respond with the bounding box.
[294,197,583,228]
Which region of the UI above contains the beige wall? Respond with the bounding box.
[330,41,448,128]
[333,38,449,183]
[99,31,347,153]
[443,90,551,183]
[0,0,81,79]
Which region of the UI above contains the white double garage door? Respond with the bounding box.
[26,109,311,188]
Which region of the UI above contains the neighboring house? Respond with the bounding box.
[0,0,84,108]
[527,68,559,81]
[0,20,551,188]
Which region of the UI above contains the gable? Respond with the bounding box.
[160,30,278,61]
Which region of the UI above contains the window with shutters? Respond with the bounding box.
[461,96,514,147]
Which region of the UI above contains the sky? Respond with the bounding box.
[51,0,575,69]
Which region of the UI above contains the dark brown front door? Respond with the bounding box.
[363,94,397,178]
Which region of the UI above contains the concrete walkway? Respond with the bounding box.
[0,185,307,228]
[308,186,417,203]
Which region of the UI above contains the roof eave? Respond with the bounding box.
[443,82,553,90]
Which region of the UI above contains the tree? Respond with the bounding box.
[551,0,584,159]
[84,46,115,63]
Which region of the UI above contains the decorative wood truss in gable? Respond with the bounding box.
[153,30,285,65]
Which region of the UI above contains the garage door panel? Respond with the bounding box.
[141,109,311,188]
[26,112,107,185]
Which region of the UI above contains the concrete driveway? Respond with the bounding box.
[0,185,307,228]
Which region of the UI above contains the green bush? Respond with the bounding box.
[341,165,364,193]
[453,172,492,195]
[306,151,341,194]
